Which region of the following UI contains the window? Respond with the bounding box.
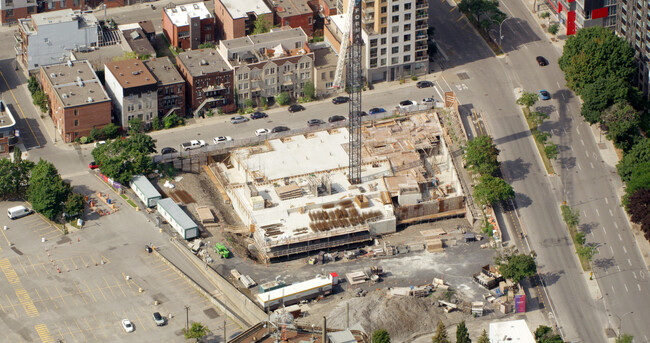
[381,27,387,34]
[305,62,310,68]
[404,24,411,31]
[381,48,387,55]
[392,25,399,33]
[325,82,333,88]
[205,25,212,30]
[392,46,399,53]
[392,36,398,43]
[6,9,12,16]
[74,119,78,127]
[5,0,12,5]
[27,6,34,12]
[330,71,334,78]
[300,63,305,69]
[404,13,411,20]
[308,17,312,25]
[381,17,387,24]
[321,72,326,79]
[404,2,411,9]
[381,37,387,44]
[392,15,399,22]
[74,109,78,116]
[391,57,398,64]
[380,58,386,66]
[392,4,399,11]
[404,34,411,41]
[404,44,411,52]
[73,0,79,6]
[381,6,387,13]
[178,85,182,93]
[404,55,411,62]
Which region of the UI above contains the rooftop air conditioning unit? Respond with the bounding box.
[87,97,93,103]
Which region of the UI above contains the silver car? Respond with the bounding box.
[230,116,249,124]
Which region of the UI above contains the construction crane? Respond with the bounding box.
[333,0,364,185]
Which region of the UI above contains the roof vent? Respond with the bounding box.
[132,71,141,75]
[78,69,83,73]
[180,5,186,11]
[193,4,198,9]
[62,93,68,98]
[200,59,208,65]
[87,97,93,103]
[67,60,73,67]
[50,73,56,78]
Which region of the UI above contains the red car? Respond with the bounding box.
[89,161,99,169]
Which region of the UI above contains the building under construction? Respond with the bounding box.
[207,111,466,262]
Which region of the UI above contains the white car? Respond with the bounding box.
[213,136,233,144]
[122,319,134,333]
[422,97,435,104]
[255,129,270,137]
[398,100,417,109]
[94,140,106,148]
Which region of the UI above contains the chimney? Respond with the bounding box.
[322,317,327,343]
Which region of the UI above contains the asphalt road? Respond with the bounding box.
[430,0,650,340]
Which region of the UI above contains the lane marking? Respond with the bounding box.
[577,162,581,170]
[639,284,642,292]
[612,285,615,294]
[595,209,600,217]
[614,222,619,229]
[624,283,628,292]
[619,233,623,241]
[557,81,561,88]
[605,197,609,204]
[590,162,594,169]
[633,271,637,279]
[628,259,632,266]
[581,139,584,146]
[609,209,613,216]
[610,246,614,254]
[623,246,627,254]
[603,226,607,234]
[585,151,589,157]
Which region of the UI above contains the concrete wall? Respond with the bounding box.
[368,215,396,236]
[26,19,98,70]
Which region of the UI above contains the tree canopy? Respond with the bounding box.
[431,321,450,343]
[476,330,490,343]
[302,81,315,100]
[559,26,636,93]
[276,92,290,106]
[516,92,539,108]
[252,14,272,35]
[183,322,211,342]
[371,329,391,343]
[497,252,537,283]
[91,133,157,185]
[617,139,650,183]
[560,204,580,230]
[0,155,34,199]
[579,76,642,124]
[616,334,634,343]
[627,188,650,240]
[473,174,515,206]
[623,162,650,204]
[456,321,471,343]
[602,102,641,152]
[26,159,71,220]
[458,0,505,33]
[534,325,564,343]
[465,135,500,176]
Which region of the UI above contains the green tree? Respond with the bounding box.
[476,330,490,343]
[534,325,563,343]
[616,334,634,343]
[464,135,500,176]
[575,238,597,262]
[101,123,121,139]
[473,174,515,206]
[302,81,315,100]
[89,127,103,142]
[603,102,641,152]
[198,42,215,49]
[559,26,636,94]
[244,98,255,108]
[529,111,549,128]
[560,205,580,229]
[516,91,539,108]
[163,113,183,129]
[458,0,505,33]
[91,133,157,185]
[431,321,450,343]
[276,92,290,106]
[0,157,34,199]
[252,14,272,34]
[627,188,650,240]
[623,162,650,205]
[617,139,650,183]
[128,117,145,134]
[579,76,642,124]
[64,193,85,218]
[456,321,471,343]
[496,252,537,283]
[28,75,40,94]
[371,329,391,343]
[152,117,162,131]
[32,90,48,113]
[544,143,558,160]
[548,24,559,35]
[27,159,71,220]
[183,322,211,342]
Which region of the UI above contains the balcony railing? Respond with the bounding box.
[416,33,427,40]
[13,34,22,43]
[416,1,427,9]
[415,44,427,51]
[416,11,427,19]
[415,24,427,30]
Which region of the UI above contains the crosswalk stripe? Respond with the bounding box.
[15,288,39,317]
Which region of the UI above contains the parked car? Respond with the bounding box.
[416,80,434,88]
[307,119,325,126]
[536,56,548,66]
[88,161,99,170]
[422,97,435,105]
[255,128,270,136]
[230,116,249,124]
[354,111,368,117]
[288,104,305,113]
[213,136,233,144]
[398,100,417,109]
[539,89,551,100]
[180,140,206,151]
[369,107,386,115]
[152,312,165,326]
[328,115,346,122]
[251,111,268,119]
[332,96,350,104]
[160,147,177,155]
[122,319,134,333]
[271,126,290,133]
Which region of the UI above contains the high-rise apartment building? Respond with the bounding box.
[617,0,650,97]
[543,0,616,35]
[328,0,428,83]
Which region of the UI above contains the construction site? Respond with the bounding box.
[205,111,467,262]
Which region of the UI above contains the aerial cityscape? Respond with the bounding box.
[0,0,648,341]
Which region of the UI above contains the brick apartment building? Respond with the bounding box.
[162,2,215,50]
[104,59,158,129]
[176,49,235,116]
[144,57,186,117]
[271,0,315,36]
[40,60,112,143]
[214,0,272,40]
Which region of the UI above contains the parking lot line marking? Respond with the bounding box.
[15,258,30,277]
[111,275,128,297]
[69,257,79,270]
[5,294,19,316]
[101,255,111,264]
[103,277,117,298]
[34,324,55,343]
[63,321,78,343]
[59,259,69,272]
[0,258,21,285]
[33,288,49,312]
[43,288,59,310]
[80,281,97,302]
[15,288,39,317]
[131,307,149,331]
[54,286,68,306]
[72,319,90,341]
[82,317,97,341]
[79,256,88,267]
[94,281,108,301]
[73,282,88,305]
[26,256,40,277]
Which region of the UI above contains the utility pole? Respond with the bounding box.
[223,319,226,343]
[184,305,190,332]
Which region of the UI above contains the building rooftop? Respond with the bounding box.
[164,2,212,27]
[20,9,98,34]
[41,60,110,108]
[137,20,155,35]
[177,49,232,77]
[313,46,338,67]
[71,45,126,71]
[274,0,313,18]
[104,59,157,89]
[489,320,535,343]
[156,198,198,229]
[122,29,156,58]
[218,0,272,20]
[144,57,184,85]
[131,175,161,199]
[219,28,310,65]
[0,101,17,129]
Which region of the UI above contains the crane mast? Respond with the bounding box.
[347,0,363,185]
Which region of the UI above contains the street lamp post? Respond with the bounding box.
[610,311,634,337]
[498,18,514,50]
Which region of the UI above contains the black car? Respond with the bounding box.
[307,119,325,126]
[416,80,434,88]
[288,104,305,113]
[160,147,177,154]
[332,96,350,104]
[328,115,346,123]
[536,56,548,66]
[251,111,268,119]
[271,126,290,133]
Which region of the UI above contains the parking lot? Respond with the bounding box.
[0,200,242,342]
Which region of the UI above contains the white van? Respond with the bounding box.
[7,206,32,220]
